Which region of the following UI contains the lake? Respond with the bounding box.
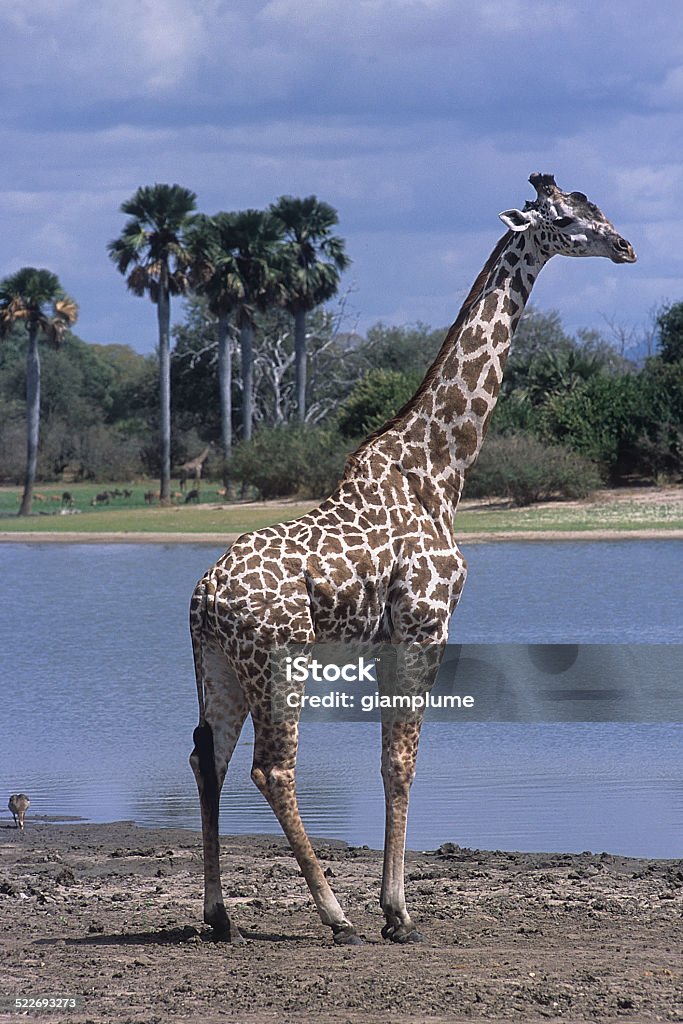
[1,539,681,857]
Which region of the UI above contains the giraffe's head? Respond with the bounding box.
[499,173,636,264]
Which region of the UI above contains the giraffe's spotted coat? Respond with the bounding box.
[189,174,636,945]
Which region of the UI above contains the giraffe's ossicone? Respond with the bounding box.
[189,173,636,944]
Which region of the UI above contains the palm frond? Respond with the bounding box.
[54,297,79,325]
[127,266,152,297]
[120,183,198,228]
[110,184,197,303]
[0,268,78,345]
[269,198,350,314]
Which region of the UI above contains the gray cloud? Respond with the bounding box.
[0,0,681,349]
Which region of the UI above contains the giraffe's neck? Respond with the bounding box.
[187,448,209,470]
[351,229,550,512]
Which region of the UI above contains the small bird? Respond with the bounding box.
[8,794,30,831]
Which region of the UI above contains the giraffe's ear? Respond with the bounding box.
[499,208,533,232]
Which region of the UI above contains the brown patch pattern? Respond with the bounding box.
[189,179,635,946]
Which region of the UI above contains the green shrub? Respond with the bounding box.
[226,425,350,499]
[464,435,601,506]
[538,375,641,479]
[539,365,683,482]
[338,368,423,439]
[0,407,25,482]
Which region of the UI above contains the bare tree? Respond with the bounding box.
[251,305,361,428]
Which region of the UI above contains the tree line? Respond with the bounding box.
[0,184,349,513]
[1,182,682,512]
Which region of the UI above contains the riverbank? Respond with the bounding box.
[2,528,683,544]
[0,485,682,543]
[1,821,681,1024]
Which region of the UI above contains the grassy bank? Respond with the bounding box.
[0,482,313,535]
[1,481,682,536]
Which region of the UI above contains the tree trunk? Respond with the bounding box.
[157,281,172,505]
[18,323,40,517]
[240,319,254,442]
[294,307,307,422]
[217,313,232,458]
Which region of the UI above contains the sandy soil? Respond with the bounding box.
[461,485,683,512]
[1,821,681,1024]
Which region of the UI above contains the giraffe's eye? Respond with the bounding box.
[553,216,575,229]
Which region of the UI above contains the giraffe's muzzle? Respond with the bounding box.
[611,237,637,264]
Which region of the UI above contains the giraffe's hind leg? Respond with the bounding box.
[190,644,248,942]
[250,711,363,945]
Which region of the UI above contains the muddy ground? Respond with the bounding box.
[0,820,681,1024]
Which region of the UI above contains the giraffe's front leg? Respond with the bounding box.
[377,636,446,942]
[379,714,425,943]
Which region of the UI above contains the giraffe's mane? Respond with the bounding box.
[346,229,513,469]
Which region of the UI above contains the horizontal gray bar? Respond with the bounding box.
[267,644,683,722]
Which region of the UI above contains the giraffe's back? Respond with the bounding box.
[192,476,465,658]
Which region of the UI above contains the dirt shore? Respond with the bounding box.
[1,528,683,544]
[1,821,681,1024]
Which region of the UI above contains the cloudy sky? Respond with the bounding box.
[1,0,682,354]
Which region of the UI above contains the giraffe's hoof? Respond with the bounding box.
[332,925,364,946]
[381,922,424,943]
[212,924,245,944]
[205,905,245,944]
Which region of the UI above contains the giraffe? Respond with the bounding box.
[178,446,210,492]
[189,174,636,945]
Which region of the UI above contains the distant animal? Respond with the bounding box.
[8,794,29,831]
[178,446,210,491]
[144,490,160,504]
[90,491,111,506]
[185,488,200,504]
[62,491,74,507]
[122,489,133,499]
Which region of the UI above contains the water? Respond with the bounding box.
[0,540,680,857]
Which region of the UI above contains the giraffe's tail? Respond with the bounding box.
[190,577,214,722]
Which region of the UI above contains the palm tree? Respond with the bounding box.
[107,183,197,504]
[216,209,284,442]
[270,195,350,421]
[186,212,243,459]
[0,268,78,515]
